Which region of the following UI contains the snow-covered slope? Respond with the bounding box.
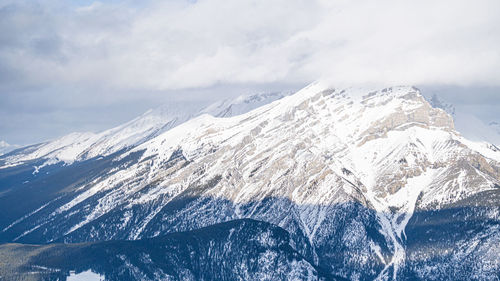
[0,92,287,167]
[0,84,498,280]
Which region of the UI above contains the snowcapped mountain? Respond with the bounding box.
[452,112,500,148]
[0,92,287,167]
[425,93,500,147]
[0,84,499,280]
[428,94,455,116]
[0,140,19,156]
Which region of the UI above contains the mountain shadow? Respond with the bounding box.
[0,219,342,281]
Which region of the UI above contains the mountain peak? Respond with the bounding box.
[285,84,454,140]
[0,140,9,147]
[0,140,20,156]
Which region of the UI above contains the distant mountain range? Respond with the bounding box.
[427,93,500,147]
[0,84,499,280]
[0,141,19,156]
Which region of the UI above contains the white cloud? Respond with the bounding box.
[1,0,500,145]
[2,0,500,91]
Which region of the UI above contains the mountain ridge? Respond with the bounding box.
[0,92,287,168]
[0,83,499,280]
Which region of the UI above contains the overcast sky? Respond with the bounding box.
[1,0,499,145]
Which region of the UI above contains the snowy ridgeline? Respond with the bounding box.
[3,86,499,168]
[0,92,288,168]
[68,270,104,281]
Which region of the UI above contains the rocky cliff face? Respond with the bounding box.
[0,83,499,280]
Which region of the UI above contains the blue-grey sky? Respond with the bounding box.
[1,0,499,145]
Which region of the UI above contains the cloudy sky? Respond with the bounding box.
[1,0,499,145]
